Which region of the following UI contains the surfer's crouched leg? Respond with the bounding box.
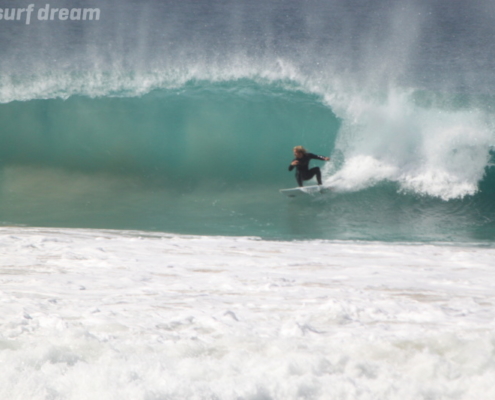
[296,168,322,186]
[296,172,304,187]
[312,167,322,185]
[306,167,322,185]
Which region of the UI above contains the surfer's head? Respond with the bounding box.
[293,145,307,158]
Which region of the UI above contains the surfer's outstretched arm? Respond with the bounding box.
[308,153,330,162]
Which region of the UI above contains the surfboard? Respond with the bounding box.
[279,185,330,198]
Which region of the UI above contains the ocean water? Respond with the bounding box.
[1,0,495,398]
[1,0,495,242]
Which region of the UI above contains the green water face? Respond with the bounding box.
[0,81,339,184]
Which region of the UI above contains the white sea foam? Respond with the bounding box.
[1,227,495,399]
[325,89,494,199]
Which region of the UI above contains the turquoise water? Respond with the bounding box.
[1,0,495,242]
[1,79,495,242]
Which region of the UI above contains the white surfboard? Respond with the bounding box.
[279,185,330,198]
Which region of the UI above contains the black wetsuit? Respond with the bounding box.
[288,153,326,186]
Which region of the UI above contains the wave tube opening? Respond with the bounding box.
[0,79,340,238]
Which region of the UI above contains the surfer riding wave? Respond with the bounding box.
[288,146,330,187]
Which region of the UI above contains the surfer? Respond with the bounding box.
[288,146,330,187]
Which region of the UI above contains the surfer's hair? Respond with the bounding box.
[293,145,307,155]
